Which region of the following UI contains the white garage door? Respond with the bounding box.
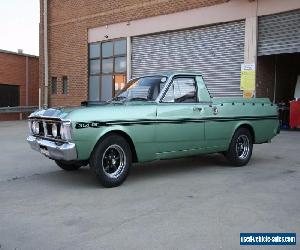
[258,9,300,56]
[131,20,245,97]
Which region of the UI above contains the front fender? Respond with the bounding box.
[72,123,157,162]
[72,124,132,160]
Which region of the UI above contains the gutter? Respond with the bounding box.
[26,56,29,106]
[44,0,48,108]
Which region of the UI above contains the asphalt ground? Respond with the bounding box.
[0,121,299,250]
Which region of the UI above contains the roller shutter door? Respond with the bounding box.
[131,21,245,97]
[258,9,300,56]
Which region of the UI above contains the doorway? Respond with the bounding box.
[256,53,300,128]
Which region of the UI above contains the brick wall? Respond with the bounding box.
[0,52,39,120]
[0,113,31,122]
[40,0,228,107]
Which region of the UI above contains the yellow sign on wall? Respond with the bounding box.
[240,63,255,91]
[243,90,254,99]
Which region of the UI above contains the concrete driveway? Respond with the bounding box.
[0,121,299,250]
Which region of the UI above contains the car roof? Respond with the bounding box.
[161,72,202,77]
[129,72,203,82]
[132,72,202,78]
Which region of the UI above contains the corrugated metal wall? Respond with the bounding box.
[131,21,245,97]
[258,9,300,56]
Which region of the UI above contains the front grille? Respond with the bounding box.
[46,123,52,136]
[38,121,44,135]
[30,118,62,140]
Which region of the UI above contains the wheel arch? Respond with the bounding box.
[91,129,138,163]
[232,122,255,143]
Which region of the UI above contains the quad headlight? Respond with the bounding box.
[52,123,58,137]
[28,119,72,141]
[31,121,40,134]
[28,121,32,134]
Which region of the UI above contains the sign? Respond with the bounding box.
[243,90,254,99]
[240,233,296,246]
[240,63,255,91]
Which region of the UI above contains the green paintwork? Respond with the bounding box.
[30,73,279,162]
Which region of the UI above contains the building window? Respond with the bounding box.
[89,43,100,58]
[51,77,57,95]
[88,38,127,101]
[62,76,68,94]
[89,59,100,75]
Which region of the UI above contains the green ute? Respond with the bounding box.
[27,72,279,187]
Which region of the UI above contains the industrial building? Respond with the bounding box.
[40,0,300,126]
[0,50,39,121]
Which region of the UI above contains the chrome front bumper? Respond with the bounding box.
[27,135,77,161]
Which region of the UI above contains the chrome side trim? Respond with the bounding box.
[27,136,77,161]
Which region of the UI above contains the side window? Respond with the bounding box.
[162,77,197,103]
[62,76,68,94]
[51,77,57,95]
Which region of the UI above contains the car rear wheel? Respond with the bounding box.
[55,160,82,171]
[90,134,132,188]
[225,128,253,167]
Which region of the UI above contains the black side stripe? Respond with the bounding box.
[75,116,278,129]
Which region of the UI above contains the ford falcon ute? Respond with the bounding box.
[27,72,279,187]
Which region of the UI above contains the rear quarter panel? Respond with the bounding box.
[207,98,279,150]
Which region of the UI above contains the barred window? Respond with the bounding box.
[51,77,57,95]
[62,76,68,94]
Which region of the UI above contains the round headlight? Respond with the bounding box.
[28,121,32,134]
[31,121,39,134]
[52,123,58,137]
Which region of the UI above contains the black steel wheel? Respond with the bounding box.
[225,128,253,167]
[90,134,132,187]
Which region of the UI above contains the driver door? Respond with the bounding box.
[155,76,205,159]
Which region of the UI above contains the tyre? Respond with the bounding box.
[89,134,132,188]
[225,127,253,167]
[55,160,82,171]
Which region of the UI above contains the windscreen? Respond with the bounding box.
[112,76,168,102]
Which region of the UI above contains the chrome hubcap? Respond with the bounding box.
[102,144,126,178]
[235,135,250,160]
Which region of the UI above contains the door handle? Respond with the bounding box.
[193,107,203,112]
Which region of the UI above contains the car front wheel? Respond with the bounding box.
[89,134,132,188]
[225,128,253,167]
